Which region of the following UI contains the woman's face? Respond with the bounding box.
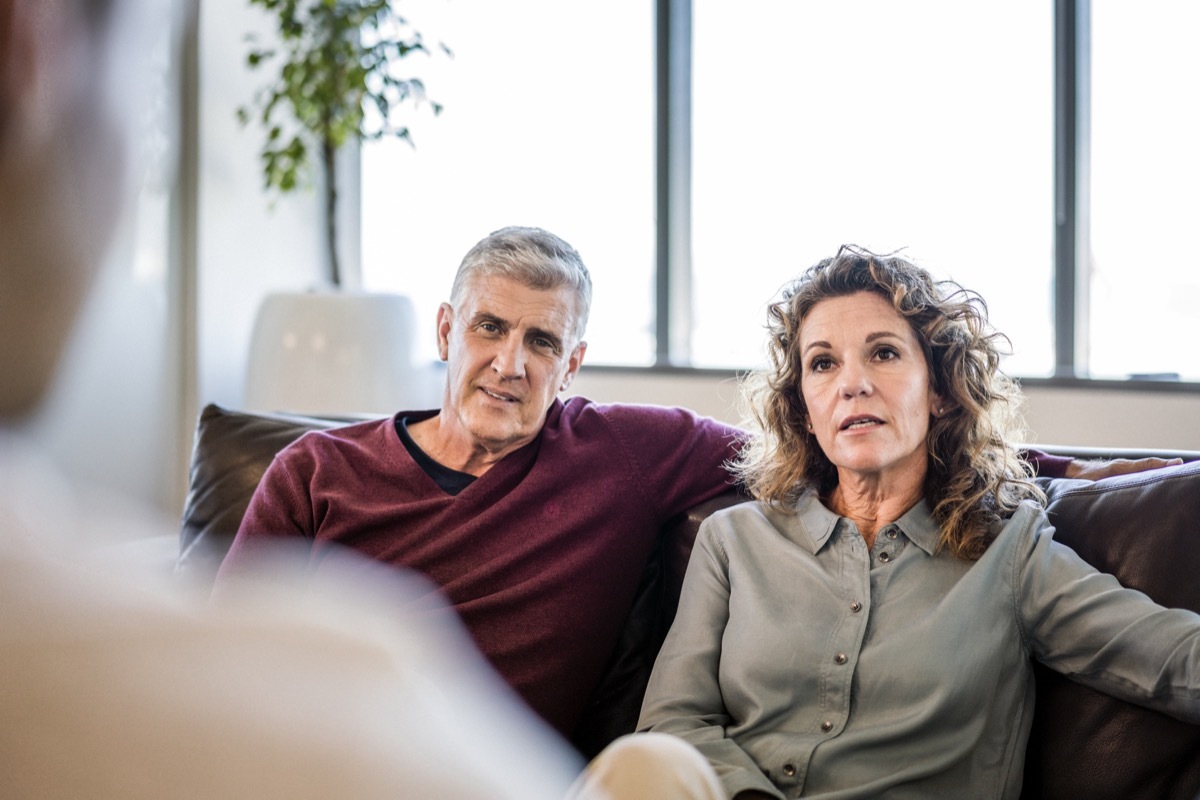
[798,291,942,485]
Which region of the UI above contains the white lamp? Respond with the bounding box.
[244,291,425,416]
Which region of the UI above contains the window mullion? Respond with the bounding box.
[1054,0,1091,377]
[655,0,692,366]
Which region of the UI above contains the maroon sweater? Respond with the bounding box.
[218,397,743,737]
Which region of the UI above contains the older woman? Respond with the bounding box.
[595,246,1200,800]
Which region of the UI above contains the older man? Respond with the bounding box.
[217,226,746,741]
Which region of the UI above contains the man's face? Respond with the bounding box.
[437,274,587,459]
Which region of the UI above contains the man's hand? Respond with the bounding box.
[1064,456,1184,481]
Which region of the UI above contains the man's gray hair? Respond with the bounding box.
[450,226,593,343]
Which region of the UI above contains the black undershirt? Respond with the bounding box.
[395,416,477,496]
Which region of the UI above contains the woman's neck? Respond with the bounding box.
[827,470,925,549]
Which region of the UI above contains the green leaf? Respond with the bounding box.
[240,0,448,204]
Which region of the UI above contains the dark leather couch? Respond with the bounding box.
[180,403,1200,799]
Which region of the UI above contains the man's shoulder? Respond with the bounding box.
[272,415,399,469]
[559,396,741,435]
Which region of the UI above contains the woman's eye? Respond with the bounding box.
[809,356,834,372]
[875,346,899,361]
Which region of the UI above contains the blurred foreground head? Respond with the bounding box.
[0,0,140,422]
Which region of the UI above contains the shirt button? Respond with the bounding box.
[834,652,848,665]
[820,720,834,733]
[850,601,862,613]
[782,763,797,777]
[879,551,892,563]
[886,529,898,539]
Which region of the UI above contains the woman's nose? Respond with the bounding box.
[839,363,872,398]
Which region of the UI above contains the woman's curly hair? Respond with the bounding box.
[732,245,1044,560]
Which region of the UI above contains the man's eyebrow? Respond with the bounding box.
[527,326,564,350]
[470,312,509,330]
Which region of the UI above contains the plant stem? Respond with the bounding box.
[323,134,340,287]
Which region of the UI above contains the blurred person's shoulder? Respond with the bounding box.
[0,438,581,800]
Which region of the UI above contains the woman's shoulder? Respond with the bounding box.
[986,499,1054,558]
[700,493,830,555]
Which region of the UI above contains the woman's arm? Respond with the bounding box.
[1016,509,1200,722]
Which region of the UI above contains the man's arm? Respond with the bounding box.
[213,448,317,589]
[1062,456,1184,480]
[1024,449,1183,480]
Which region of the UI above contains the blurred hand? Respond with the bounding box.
[1065,456,1184,481]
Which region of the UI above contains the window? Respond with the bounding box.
[362,0,1200,384]
[1087,0,1200,381]
[691,1,1053,373]
[361,0,655,365]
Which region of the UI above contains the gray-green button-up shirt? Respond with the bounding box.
[639,491,1200,799]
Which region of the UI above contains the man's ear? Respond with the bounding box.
[435,302,453,362]
[559,341,587,392]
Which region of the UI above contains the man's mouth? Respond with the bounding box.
[481,387,518,403]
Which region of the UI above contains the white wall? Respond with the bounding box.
[569,370,1200,452]
[195,0,328,413]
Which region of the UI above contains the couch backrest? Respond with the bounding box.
[180,404,1200,797]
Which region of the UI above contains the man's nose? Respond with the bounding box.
[492,336,527,378]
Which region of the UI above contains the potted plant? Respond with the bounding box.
[236,0,447,415]
[238,0,444,285]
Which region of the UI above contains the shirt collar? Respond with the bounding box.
[793,488,942,556]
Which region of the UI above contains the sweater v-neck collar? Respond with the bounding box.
[390,400,561,497]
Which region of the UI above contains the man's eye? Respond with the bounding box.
[480,323,500,333]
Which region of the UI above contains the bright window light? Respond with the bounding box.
[361,0,655,366]
[691,1,1054,375]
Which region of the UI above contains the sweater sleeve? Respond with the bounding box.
[637,520,785,800]
[602,404,746,520]
[1023,449,1072,478]
[214,440,319,588]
